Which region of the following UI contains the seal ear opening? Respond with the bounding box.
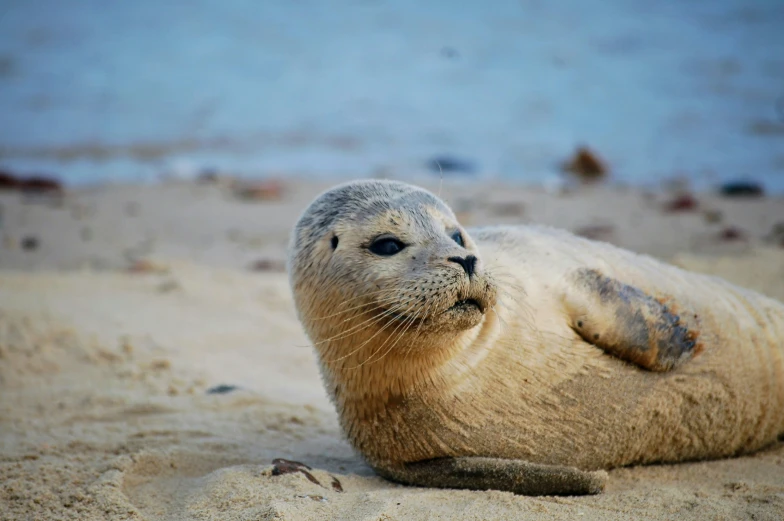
[331,236,339,250]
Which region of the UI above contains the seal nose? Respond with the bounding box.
[448,255,477,277]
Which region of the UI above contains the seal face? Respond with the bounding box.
[289,180,498,360]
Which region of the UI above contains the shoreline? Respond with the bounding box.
[1,177,782,272]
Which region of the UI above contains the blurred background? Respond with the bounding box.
[4,4,784,519]
[1,0,784,191]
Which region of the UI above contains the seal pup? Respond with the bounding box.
[287,179,784,496]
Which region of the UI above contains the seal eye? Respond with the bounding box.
[452,231,465,247]
[369,237,405,256]
[331,236,339,249]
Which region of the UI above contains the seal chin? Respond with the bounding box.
[449,298,484,313]
[378,297,487,333]
[440,297,487,331]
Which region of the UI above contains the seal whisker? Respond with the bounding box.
[493,286,534,319]
[333,295,408,325]
[489,305,509,335]
[293,296,406,348]
[484,269,526,291]
[323,304,417,365]
[402,300,438,360]
[310,290,402,320]
[319,296,422,363]
[309,295,417,347]
[480,274,546,346]
[347,296,424,367]
[370,309,422,366]
[350,299,425,369]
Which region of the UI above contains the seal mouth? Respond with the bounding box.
[450,298,484,313]
[379,298,483,323]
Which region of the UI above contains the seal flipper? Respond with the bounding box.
[377,457,607,496]
[565,268,699,372]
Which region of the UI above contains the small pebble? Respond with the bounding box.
[0,170,63,194]
[233,180,284,201]
[718,226,747,242]
[127,259,169,274]
[272,458,321,486]
[0,171,19,190]
[21,176,63,194]
[663,194,698,212]
[719,181,764,198]
[149,359,171,371]
[562,146,608,181]
[331,476,343,492]
[206,384,239,395]
[21,236,39,251]
[426,156,477,175]
[249,259,286,272]
[574,225,615,242]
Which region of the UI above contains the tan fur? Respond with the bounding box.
[288,180,784,479]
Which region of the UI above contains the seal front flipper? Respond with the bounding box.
[564,268,700,372]
[377,457,607,496]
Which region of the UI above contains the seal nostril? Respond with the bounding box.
[448,255,477,277]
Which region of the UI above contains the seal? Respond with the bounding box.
[287,179,784,496]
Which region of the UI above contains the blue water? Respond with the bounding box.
[1,0,783,191]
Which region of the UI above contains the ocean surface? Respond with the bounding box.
[1,0,783,191]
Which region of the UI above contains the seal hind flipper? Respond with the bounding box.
[378,457,607,496]
[565,268,700,372]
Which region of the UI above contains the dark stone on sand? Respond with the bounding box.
[574,224,615,241]
[719,181,764,198]
[562,146,608,181]
[718,226,748,242]
[270,458,346,492]
[272,458,312,474]
[21,236,39,251]
[248,259,286,272]
[426,156,477,175]
[21,176,63,194]
[233,179,285,201]
[0,170,20,190]
[206,384,239,395]
[663,194,699,212]
[331,476,343,492]
[0,169,63,194]
[272,458,321,485]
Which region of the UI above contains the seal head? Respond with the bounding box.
[288,180,498,369]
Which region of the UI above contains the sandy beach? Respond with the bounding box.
[1,177,783,520]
